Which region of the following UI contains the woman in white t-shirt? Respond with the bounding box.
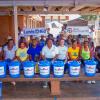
[42,38,59,61]
[41,38,58,88]
[3,39,17,86]
[58,39,68,61]
[3,39,17,61]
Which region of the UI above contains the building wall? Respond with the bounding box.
[0,15,25,46]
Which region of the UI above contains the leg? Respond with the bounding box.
[50,80,61,96]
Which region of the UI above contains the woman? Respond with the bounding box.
[3,39,17,86]
[80,41,92,61]
[80,41,95,84]
[41,38,58,61]
[27,38,42,62]
[58,39,68,73]
[16,42,28,62]
[68,40,80,61]
[41,38,59,88]
[58,39,68,61]
[95,46,100,73]
[3,39,17,62]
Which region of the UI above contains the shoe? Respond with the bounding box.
[11,82,16,86]
[87,81,92,84]
[42,82,48,89]
[91,81,96,84]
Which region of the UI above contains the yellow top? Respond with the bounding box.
[16,48,28,61]
[68,47,79,60]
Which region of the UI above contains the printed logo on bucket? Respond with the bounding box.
[24,67,34,76]
[86,65,96,74]
[0,66,4,75]
[40,66,50,75]
[54,67,64,75]
[9,66,19,75]
[70,66,80,75]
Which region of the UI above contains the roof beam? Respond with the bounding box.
[71,5,86,11]
[0,0,74,7]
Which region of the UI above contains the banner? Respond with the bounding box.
[23,28,47,37]
[66,26,89,35]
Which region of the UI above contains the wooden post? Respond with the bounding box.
[50,80,61,96]
[14,5,18,47]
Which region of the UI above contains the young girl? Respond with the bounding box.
[16,42,28,62]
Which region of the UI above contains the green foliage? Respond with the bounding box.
[81,15,97,21]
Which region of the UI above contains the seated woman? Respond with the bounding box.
[80,41,95,84]
[3,39,17,62]
[27,38,42,62]
[16,42,28,62]
[58,38,68,61]
[41,38,59,88]
[95,46,100,73]
[41,38,58,62]
[3,39,17,86]
[58,38,68,73]
[68,39,80,61]
[80,41,92,61]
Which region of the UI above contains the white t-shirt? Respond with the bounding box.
[3,45,17,60]
[58,46,68,60]
[42,45,58,59]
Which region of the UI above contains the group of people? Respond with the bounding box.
[0,33,100,85]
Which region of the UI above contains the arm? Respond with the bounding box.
[52,47,59,61]
[41,47,46,60]
[79,48,82,60]
[53,54,59,61]
[95,51,100,61]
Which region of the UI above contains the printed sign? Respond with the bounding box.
[23,28,47,36]
[66,26,89,35]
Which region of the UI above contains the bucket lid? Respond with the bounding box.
[68,60,80,66]
[85,60,97,65]
[39,60,50,66]
[0,61,7,66]
[9,61,20,66]
[23,61,35,66]
[53,61,64,66]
